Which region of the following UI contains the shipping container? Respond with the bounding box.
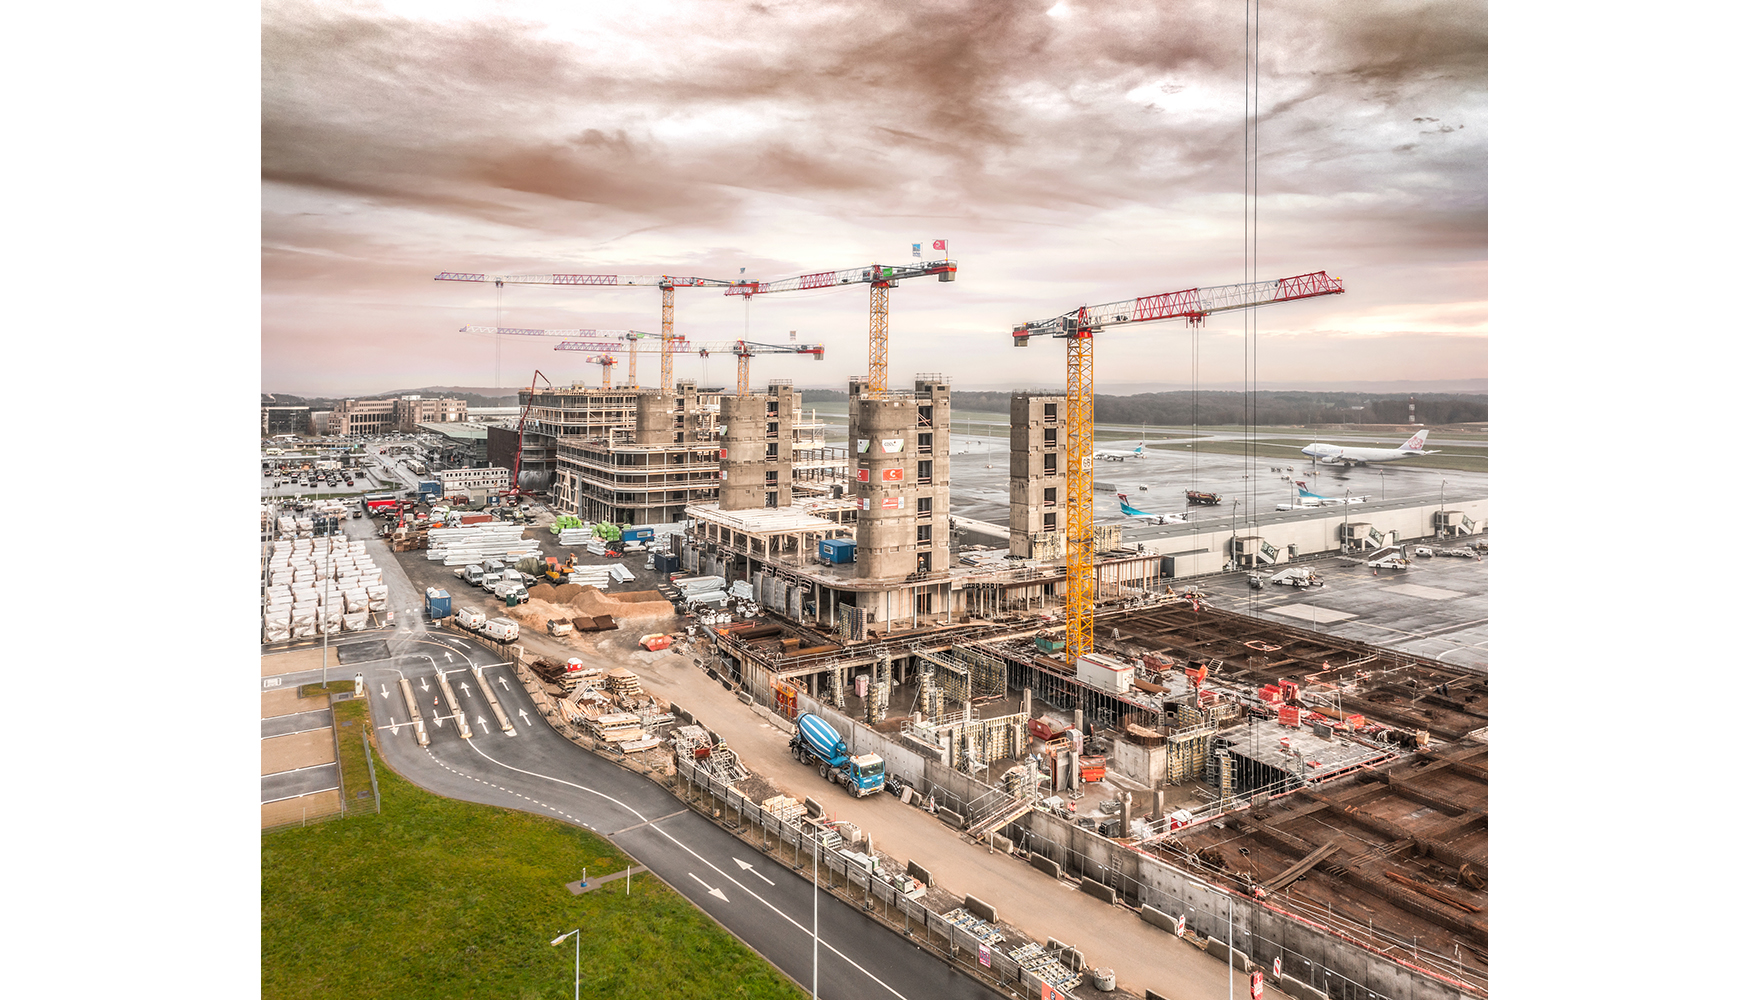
[818,538,856,564]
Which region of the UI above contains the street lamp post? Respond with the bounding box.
[550,929,579,1000]
[1378,470,1385,501]
[322,533,332,686]
[813,833,820,1000]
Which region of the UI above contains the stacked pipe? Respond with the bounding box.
[426,523,541,566]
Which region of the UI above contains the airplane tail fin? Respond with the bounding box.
[1400,429,1429,452]
[1133,446,1143,455]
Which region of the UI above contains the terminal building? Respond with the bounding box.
[329,396,468,436]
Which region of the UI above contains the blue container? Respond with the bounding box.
[417,480,441,497]
[818,539,856,564]
[425,587,452,618]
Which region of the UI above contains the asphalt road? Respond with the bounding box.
[353,629,1002,1000]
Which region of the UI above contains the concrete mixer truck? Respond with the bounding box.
[790,713,886,797]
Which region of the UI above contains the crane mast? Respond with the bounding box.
[1013,271,1345,666]
[726,259,955,395]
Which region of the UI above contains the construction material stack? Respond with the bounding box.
[605,667,643,700]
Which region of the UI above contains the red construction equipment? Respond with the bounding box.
[507,369,550,503]
[725,260,955,394]
[1011,271,1345,667]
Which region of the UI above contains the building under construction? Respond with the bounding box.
[675,384,1488,999]
[508,379,847,525]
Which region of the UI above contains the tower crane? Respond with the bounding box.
[689,340,825,396]
[1012,271,1345,666]
[725,259,956,395]
[578,354,617,388]
[552,335,693,390]
[436,271,735,392]
[460,327,663,385]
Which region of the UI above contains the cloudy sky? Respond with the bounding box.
[262,0,1486,397]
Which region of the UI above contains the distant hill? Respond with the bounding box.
[262,387,520,409]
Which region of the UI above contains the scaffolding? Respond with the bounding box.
[912,646,1006,706]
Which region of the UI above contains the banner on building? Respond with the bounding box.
[857,438,871,453]
[881,468,903,482]
[880,438,903,453]
[856,468,870,482]
[881,496,905,510]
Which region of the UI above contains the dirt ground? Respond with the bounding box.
[261,789,341,828]
[262,647,331,677]
[261,687,316,718]
[262,729,335,776]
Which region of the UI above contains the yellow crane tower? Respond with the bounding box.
[1011,271,1346,666]
[725,259,955,394]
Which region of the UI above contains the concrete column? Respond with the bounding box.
[1023,687,1033,720]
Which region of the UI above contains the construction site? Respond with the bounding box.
[369,246,1494,1000]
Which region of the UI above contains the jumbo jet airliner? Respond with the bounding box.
[1301,430,1439,467]
[1094,446,1144,462]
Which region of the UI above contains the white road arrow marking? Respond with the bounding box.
[689,873,729,902]
[733,858,775,885]
[518,709,531,724]
[460,682,472,697]
[421,678,430,693]
[434,716,444,729]
[444,652,454,662]
[390,718,401,736]
[498,676,511,691]
[478,716,489,728]
[381,684,391,700]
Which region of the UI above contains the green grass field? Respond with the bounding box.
[262,758,805,1000]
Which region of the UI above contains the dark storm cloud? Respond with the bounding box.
[264,0,1484,228]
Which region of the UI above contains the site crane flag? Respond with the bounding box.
[932,239,946,251]
[912,243,922,258]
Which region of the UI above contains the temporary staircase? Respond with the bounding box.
[966,794,1039,842]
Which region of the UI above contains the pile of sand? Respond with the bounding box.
[567,586,674,621]
[501,587,675,631]
[505,599,580,629]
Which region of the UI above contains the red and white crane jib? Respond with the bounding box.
[690,340,826,359]
[552,338,693,353]
[459,326,655,340]
[723,259,958,297]
[436,272,735,288]
[1011,271,1344,344]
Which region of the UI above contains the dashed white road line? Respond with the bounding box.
[424,741,912,999]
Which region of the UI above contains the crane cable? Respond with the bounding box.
[1243,0,1261,554]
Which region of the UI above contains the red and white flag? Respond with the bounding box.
[931,239,946,251]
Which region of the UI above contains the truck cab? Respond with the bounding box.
[846,753,887,796]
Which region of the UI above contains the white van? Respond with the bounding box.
[481,617,520,641]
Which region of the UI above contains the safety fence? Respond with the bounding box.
[673,755,1089,1000]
